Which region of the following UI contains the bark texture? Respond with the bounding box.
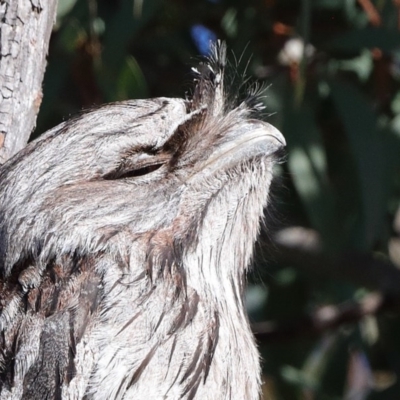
[0,0,57,164]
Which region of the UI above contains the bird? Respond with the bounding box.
[0,42,285,400]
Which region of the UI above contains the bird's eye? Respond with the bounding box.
[103,162,164,180]
[119,163,163,178]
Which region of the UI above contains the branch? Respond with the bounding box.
[272,227,400,297]
[357,0,381,26]
[253,292,398,342]
[0,0,58,164]
[252,227,400,342]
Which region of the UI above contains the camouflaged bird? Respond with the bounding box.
[0,42,285,400]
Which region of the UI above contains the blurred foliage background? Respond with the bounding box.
[35,0,400,399]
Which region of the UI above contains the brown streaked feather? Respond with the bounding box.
[0,41,285,399]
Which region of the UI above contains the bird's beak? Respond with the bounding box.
[263,122,286,148]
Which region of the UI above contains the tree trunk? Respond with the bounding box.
[0,0,57,164]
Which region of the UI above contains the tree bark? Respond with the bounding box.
[0,0,57,164]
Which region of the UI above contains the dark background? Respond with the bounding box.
[36,1,400,399]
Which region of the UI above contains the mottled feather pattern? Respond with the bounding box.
[0,42,285,399]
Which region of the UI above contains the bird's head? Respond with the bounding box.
[0,42,285,290]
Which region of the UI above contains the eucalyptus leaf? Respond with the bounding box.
[331,81,388,249]
[284,100,338,248]
[328,28,400,54]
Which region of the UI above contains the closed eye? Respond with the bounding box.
[103,162,164,180]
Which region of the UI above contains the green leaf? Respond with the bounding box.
[328,27,400,54]
[281,335,338,391]
[116,56,148,100]
[102,0,161,71]
[331,81,389,249]
[57,0,78,21]
[284,100,338,248]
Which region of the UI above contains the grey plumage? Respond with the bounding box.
[0,42,285,399]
